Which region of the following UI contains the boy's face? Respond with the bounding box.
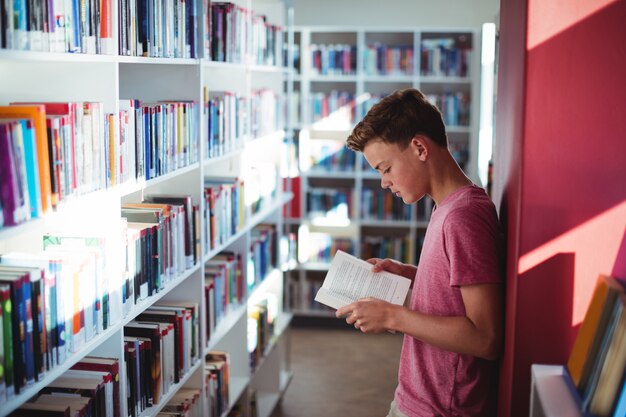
[362,138,428,204]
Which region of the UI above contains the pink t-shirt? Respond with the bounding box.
[395,185,502,417]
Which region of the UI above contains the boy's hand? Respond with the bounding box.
[336,297,399,334]
[367,257,417,281]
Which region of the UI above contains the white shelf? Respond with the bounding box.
[530,364,583,417]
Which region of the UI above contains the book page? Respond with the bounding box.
[315,250,411,310]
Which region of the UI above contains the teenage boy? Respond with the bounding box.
[337,88,503,416]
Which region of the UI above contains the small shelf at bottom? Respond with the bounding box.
[530,364,583,417]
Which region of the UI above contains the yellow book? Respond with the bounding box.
[567,274,625,390]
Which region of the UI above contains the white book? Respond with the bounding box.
[314,250,411,310]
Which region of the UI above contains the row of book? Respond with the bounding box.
[118,0,200,58]
[250,89,286,139]
[124,302,200,417]
[301,235,354,264]
[0,239,127,400]
[209,2,284,66]
[566,274,626,417]
[8,355,121,417]
[156,388,203,417]
[309,44,357,76]
[204,177,246,252]
[363,43,415,76]
[204,89,287,160]
[204,252,245,343]
[0,1,288,66]
[425,92,471,127]
[122,196,201,303]
[420,38,472,78]
[306,187,354,222]
[0,0,115,54]
[0,195,200,401]
[361,235,413,265]
[0,101,200,230]
[248,224,278,290]
[205,350,230,417]
[309,142,356,173]
[308,91,355,125]
[248,298,276,371]
[361,187,412,222]
[205,90,248,159]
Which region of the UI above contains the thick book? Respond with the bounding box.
[567,274,625,391]
[314,250,411,310]
[588,294,626,416]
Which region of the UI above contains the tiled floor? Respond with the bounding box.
[271,326,404,417]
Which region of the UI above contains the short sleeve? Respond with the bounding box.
[443,203,502,287]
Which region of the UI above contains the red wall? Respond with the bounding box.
[493,0,626,415]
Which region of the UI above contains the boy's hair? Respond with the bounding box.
[346,88,448,151]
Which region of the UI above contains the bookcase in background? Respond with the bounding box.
[284,26,482,317]
[0,1,295,416]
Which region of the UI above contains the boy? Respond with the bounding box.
[336,88,503,416]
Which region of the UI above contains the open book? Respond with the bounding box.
[314,250,411,309]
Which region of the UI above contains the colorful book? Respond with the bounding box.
[567,274,625,392]
[0,105,52,213]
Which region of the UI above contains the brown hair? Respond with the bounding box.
[346,88,448,151]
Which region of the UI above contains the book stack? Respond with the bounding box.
[9,356,120,417]
[204,89,248,159]
[204,252,244,343]
[566,274,626,417]
[205,350,230,417]
[1,1,115,54]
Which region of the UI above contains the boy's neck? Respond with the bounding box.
[428,151,474,206]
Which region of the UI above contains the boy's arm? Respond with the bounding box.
[393,282,502,360]
[337,282,503,361]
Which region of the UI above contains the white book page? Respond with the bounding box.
[315,250,411,309]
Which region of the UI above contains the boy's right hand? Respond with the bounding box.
[366,258,417,280]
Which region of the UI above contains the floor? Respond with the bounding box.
[270,326,404,417]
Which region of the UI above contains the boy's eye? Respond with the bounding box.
[383,167,391,174]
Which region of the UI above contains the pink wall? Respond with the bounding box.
[493,0,626,415]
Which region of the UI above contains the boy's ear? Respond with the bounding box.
[411,135,429,161]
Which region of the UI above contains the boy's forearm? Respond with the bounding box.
[387,306,501,360]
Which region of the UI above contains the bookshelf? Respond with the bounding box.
[0,1,294,417]
[285,26,481,317]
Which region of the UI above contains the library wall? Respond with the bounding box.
[291,0,499,27]
[493,0,626,416]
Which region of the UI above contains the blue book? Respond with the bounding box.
[19,119,42,219]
